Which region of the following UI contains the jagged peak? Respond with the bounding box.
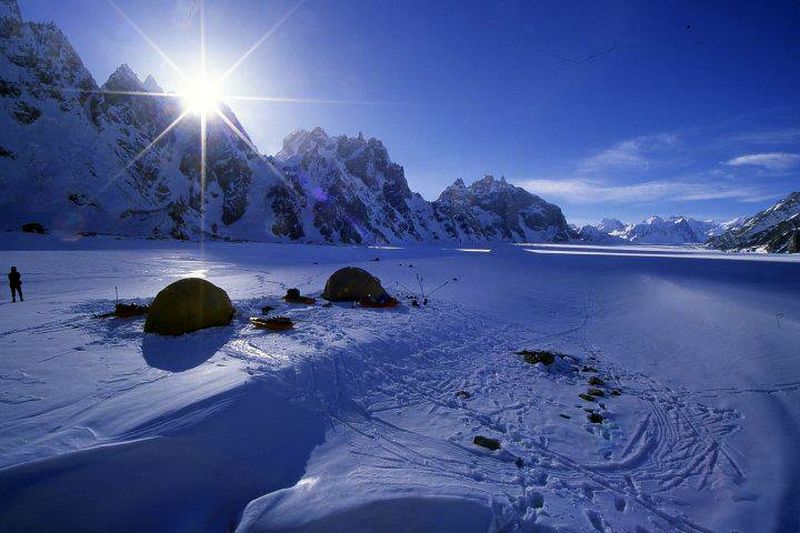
[0,0,22,22]
[143,74,162,93]
[278,128,397,167]
[773,190,800,211]
[103,63,144,92]
[470,174,520,195]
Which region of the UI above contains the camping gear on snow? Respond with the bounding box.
[250,316,294,331]
[282,288,316,305]
[322,267,389,302]
[97,303,149,319]
[359,293,399,308]
[144,278,234,335]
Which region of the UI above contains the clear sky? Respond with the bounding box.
[18,0,800,225]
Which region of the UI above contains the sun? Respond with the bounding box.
[181,76,222,115]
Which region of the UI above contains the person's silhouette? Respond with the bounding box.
[8,266,23,302]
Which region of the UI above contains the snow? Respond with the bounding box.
[1,234,799,532]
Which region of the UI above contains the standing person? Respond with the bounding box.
[8,266,22,302]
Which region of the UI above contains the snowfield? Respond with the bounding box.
[0,235,798,532]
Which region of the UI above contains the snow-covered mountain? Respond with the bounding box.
[596,218,626,234]
[575,224,625,243]
[0,1,572,245]
[706,192,800,253]
[431,176,574,242]
[581,215,720,245]
[618,216,717,244]
[271,127,439,244]
[0,1,293,241]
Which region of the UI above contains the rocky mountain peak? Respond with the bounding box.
[104,63,144,92]
[143,74,162,93]
[433,176,573,242]
[707,191,800,252]
[597,218,626,233]
[0,0,21,22]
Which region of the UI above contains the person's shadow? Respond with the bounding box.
[141,326,233,372]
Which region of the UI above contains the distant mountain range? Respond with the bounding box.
[577,193,799,253]
[0,0,797,252]
[0,0,571,245]
[577,215,722,245]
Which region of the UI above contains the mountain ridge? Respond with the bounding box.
[0,0,573,245]
[706,192,800,253]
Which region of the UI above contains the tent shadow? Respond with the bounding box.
[141,326,233,372]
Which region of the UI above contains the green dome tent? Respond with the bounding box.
[322,267,388,302]
[144,278,234,335]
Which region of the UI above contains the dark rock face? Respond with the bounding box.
[274,128,432,244]
[266,182,304,240]
[21,222,46,234]
[433,176,575,242]
[707,192,800,253]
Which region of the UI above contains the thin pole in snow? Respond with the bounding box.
[428,281,449,296]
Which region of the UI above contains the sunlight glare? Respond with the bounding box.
[182,76,222,115]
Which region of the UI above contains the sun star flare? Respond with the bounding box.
[181,76,222,116]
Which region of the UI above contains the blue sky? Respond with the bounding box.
[18,0,800,225]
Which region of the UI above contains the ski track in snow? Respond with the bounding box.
[0,240,798,531]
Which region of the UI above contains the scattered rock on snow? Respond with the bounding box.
[473,435,501,450]
[517,350,557,366]
[588,376,605,386]
[579,393,596,403]
[587,388,605,397]
[587,412,604,424]
[455,390,472,399]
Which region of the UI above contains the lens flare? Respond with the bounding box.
[182,76,222,115]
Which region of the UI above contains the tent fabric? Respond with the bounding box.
[322,267,388,302]
[144,278,234,335]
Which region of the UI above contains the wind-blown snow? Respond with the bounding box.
[0,234,798,531]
